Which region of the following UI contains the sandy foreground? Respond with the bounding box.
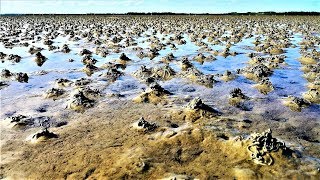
[1,98,319,179]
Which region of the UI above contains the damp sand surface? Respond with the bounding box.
[0,15,319,179]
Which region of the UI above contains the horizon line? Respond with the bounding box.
[1,11,320,16]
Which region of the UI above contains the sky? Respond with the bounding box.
[0,0,319,14]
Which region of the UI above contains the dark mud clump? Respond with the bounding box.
[61,44,71,53]
[1,69,12,78]
[79,49,92,56]
[283,96,311,112]
[229,88,249,107]
[99,68,123,82]
[247,129,288,166]
[132,117,158,132]
[67,91,95,112]
[176,97,221,122]
[34,52,47,66]
[1,69,29,83]
[44,88,65,99]
[15,72,29,83]
[55,78,72,87]
[5,114,58,130]
[254,78,274,94]
[74,78,91,87]
[29,128,58,143]
[133,82,171,104]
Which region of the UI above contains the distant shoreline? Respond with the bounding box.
[1,11,320,16]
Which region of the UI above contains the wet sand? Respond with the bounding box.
[0,15,319,179]
[1,100,319,179]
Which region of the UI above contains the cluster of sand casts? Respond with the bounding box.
[0,15,319,179]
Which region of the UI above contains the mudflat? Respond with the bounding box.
[0,15,319,179]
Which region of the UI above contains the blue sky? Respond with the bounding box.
[1,0,319,14]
